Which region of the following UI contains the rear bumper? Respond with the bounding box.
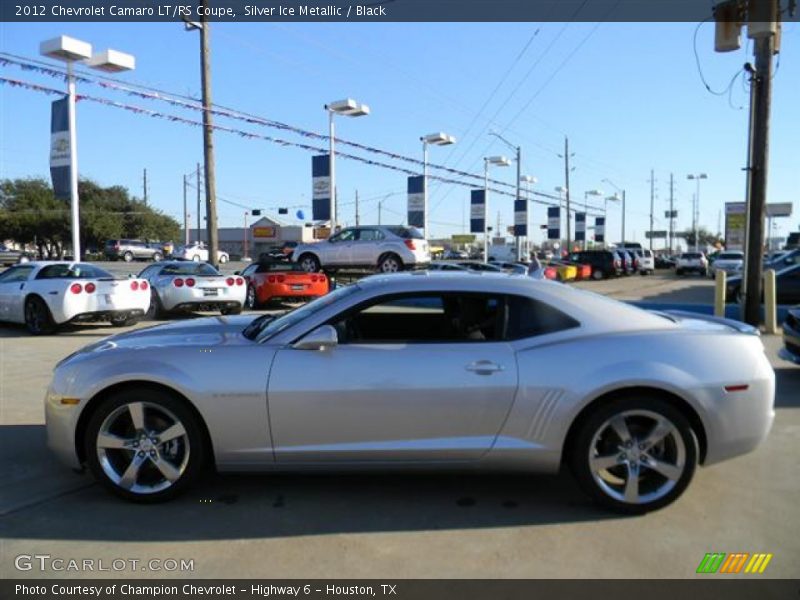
[173,301,241,311]
[68,309,145,323]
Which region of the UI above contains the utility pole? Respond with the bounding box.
[196,162,201,244]
[355,190,360,226]
[198,1,219,267]
[744,27,777,327]
[143,168,148,206]
[564,136,572,252]
[669,173,675,255]
[243,211,249,259]
[183,174,189,245]
[378,200,382,225]
[648,171,655,250]
[514,144,522,261]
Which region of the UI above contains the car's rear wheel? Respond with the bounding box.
[570,396,697,514]
[245,285,259,309]
[592,269,605,280]
[84,388,206,502]
[219,254,228,264]
[123,251,134,263]
[152,252,163,262]
[24,296,56,335]
[192,255,201,262]
[378,254,403,273]
[298,253,321,273]
[146,290,164,320]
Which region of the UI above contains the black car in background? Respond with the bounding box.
[780,306,800,364]
[568,250,620,280]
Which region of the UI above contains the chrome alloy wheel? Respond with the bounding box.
[96,401,190,495]
[379,256,401,272]
[588,410,686,505]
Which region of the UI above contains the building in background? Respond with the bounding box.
[181,216,317,259]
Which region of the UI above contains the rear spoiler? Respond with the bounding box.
[658,310,760,336]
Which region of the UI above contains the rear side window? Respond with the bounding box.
[160,263,219,276]
[505,295,580,340]
[386,226,424,240]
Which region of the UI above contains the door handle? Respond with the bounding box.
[465,360,504,375]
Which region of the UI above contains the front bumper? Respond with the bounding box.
[44,386,82,469]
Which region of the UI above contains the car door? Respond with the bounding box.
[325,229,357,266]
[0,265,36,322]
[351,227,384,266]
[267,292,518,463]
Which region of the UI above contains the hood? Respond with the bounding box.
[62,315,258,363]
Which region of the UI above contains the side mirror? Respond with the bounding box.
[293,324,338,351]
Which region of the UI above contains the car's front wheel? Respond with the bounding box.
[84,388,206,502]
[298,253,321,273]
[123,251,134,263]
[570,395,697,514]
[192,255,201,262]
[592,269,605,280]
[152,252,163,262]
[219,254,228,264]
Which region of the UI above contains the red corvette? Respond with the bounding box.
[239,261,329,308]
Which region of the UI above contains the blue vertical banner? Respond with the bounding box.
[311,154,331,221]
[470,190,485,234]
[49,96,70,200]
[407,175,425,228]
[575,212,586,242]
[547,206,560,240]
[595,216,606,243]
[514,199,527,236]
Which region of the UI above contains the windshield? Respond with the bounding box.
[718,252,743,260]
[160,263,219,276]
[248,284,362,342]
[36,263,115,280]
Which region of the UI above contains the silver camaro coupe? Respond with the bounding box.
[45,272,775,512]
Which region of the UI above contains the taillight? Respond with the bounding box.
[140,281,149,291]
[226,277,234,286]
[185,278,196,287]
[404,239,416,250]
[130,281,139,291]
[70,283,83,294]
[85,282,96,294]
[267,275,276,283]
[276,275,285,283]
[174,278,184,287]
[236,277,244,286]
[310,275,317,282]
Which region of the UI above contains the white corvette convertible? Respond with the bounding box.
[0,262,151,334]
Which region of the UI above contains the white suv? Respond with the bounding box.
[709,251,744,277]
[676,252,708,276]
[632,249,655,275]
[292,225,431,273]
[174,242,230,264]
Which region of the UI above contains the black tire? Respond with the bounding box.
[123,251,134,263]
[569,395,698,514]
[378,253,404,273]
[298,253,321,273]
[245,285,259,310]
[592,269,605,281]
[152,252,163,262]
[676,269,684,276]
[700,269,708,277]
[146,290,165,320]
[83,387,207,503]
[221,304,242,316]
[24,296,56,335]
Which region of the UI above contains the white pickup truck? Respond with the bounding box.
[676,252,709,277]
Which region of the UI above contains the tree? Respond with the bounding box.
[0,177,181,257]
[679,227,722,249]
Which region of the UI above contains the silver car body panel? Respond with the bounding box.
[45,272,774,475]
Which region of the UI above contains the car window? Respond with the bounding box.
[160,263,219,276]
[331,292,502,344]
[36,264,114,279]
[138,265,158,279]
[357,228,385,242]
[505,295,580,340]
[0,265,34,283]
[242,264,259,276]
[330,229,357,243]
[385,226,424,240]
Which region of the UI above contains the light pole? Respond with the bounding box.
[325,99,369,233]
[40,36,134,260]
[554,186,567,253]
[489,132,524,261]
[421,132,456,238]
[483,156,511,262]
[604,194,621,248]
[520,175,537,259]
[602,178,626,244]
[583,189,603,248]
[687,173,708,252]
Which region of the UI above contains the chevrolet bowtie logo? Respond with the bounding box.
[696,552,773,574]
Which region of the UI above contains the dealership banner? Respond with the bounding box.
[575,212,586,242]
[470,190,485,234]
[311,154,331,222]
[407,175,425,228]
[514,199,527,236]
[595,216,606,243]
[49,96,70,200]
[547,206,560,240]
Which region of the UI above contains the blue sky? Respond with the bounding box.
[1,21,798,247]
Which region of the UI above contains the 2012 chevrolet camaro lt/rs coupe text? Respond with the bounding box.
[45,272,775,513]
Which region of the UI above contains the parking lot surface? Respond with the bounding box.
[0,272,797,579]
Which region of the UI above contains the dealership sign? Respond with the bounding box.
[49,96,70,200]
[252,226,277,239]
[725,202,746,251]
[470,190,485,234]
[311,155,331,221]
[547,206,560,240]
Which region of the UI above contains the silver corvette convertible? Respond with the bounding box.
[45,272,774,512]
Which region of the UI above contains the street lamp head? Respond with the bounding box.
[40,36,92,62]
[327,98,370,117]
[585,189,603,197]
[486,156,511,167]
[422,132,456,146]
[606,194,621,202]
[520,175,537,184]
[555,186,567,193]
[699,173,708,179]
[86,49,135,72]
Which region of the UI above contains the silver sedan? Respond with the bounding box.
[45,272,774,512]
